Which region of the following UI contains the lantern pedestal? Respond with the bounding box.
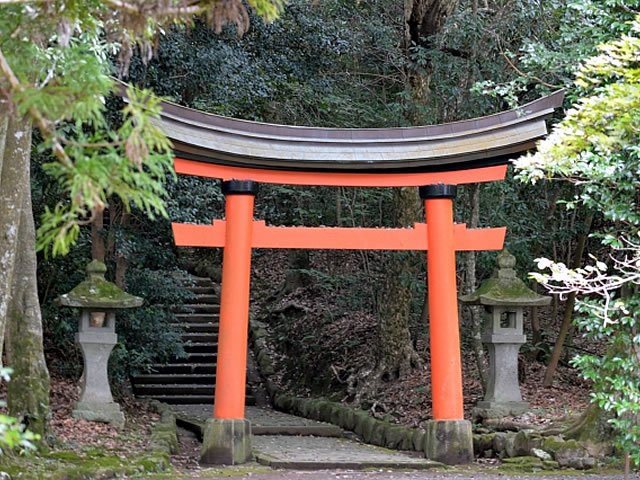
[72,314,124,429]
[475,332,529,418]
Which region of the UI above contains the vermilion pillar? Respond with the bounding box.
[420,184,464,420]
[420,184,472,465]
[214,180,258,420]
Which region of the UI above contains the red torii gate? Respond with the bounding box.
[144,87,564,465]
[172,160,506,418]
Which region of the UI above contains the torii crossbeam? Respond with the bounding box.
[136,85,564,466]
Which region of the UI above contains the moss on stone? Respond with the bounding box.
[412,429,425,452]
[384,425,410,450]
[338,407,355,431]
[459,250,549,307]
[542,435,566,454]
[0,447,174,480]
[353,411,369,437]
[460,278,545,303]
[498,455,545,473]
[473,433,496,455]
[370,421,386,446]
[361,416,377,443]
[56,260,142,309]
[317,400,333,421]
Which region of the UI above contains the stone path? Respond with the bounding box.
[170,405,639,477]
[252,435,439,470]
[181,467,640,480]
[171,404,437,470]
[172,405,343,436]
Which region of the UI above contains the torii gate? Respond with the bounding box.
[147,89,564,465]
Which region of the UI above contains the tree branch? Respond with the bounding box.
[101,0,205,17]
[0,46,74,169]
[497,39,561,89]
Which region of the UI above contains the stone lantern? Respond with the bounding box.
[460,250,550,419]
[57,260,143,429]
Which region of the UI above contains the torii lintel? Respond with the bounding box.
[172,220,505,251]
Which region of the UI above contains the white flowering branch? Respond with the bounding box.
[531,236,640,326]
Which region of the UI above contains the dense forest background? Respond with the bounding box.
[3,0,638,459]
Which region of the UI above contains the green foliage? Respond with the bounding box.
[519,17,640,462]
[130,0,406,128]
[517,19,640,229]
[0,369,39,456]
[571,295,640,463]
[36,86,174,257]
[0,0,284,256]
[470,0,639,107]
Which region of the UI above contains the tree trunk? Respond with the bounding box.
[114,211,131,289]
[376,188,424,380]
[563,403,616,457]
[91,208,105,263]
[0,111,29,366]
[369,0,460,380]
[3,120,50,438]
[462,183,488,391]
[404,0,460,110]
[350,0,460,400]
[543,213,593,386]
[529,282,542,360]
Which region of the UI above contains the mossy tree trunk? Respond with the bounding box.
[376,187,424,380]
[563,403,615,457]
[361,0,460,392]
[0,107,29,367]
[4,119,50,438]
[0,112,50,437]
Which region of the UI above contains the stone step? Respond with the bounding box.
[132,274,256,407]
[135,383,216,396]
[171,275,214,287]
[172,313,220,323]
[132,373,216,384]
[181,332,219,343]
[137,394,256,405]
[169,352,217,363]
[188,286,218,295]
[148,363,217,375]
[187,276,216,287]
[184,294,218,304]
[174,322,219,333]
[184,342,219,354]
[177,304,220,314]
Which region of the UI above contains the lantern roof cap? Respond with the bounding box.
[56,260,143,309]
[459,250,551,307]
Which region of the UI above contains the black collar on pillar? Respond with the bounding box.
[419,184,457,199]
[221,180,259,195]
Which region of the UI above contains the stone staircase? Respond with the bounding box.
[132,275,255,405]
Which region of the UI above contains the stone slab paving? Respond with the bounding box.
[185,470,640,480]
[171,404,343,436]
[252,435,439,470]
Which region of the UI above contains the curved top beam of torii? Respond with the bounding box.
[147,88,564,173]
